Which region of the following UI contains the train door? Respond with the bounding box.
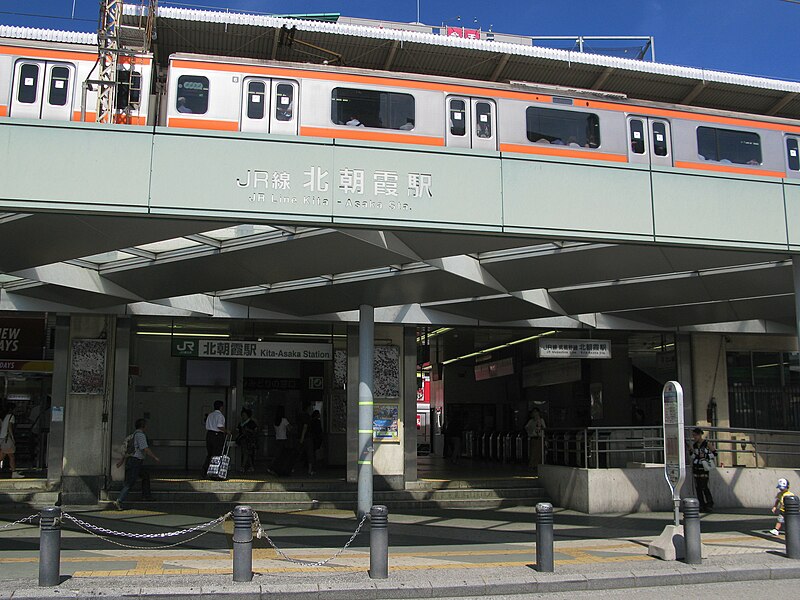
[627,116,672,167]
[445,96,497,150]
[240,78,298,134]
[10,60,74,121]
[785,136,800,178]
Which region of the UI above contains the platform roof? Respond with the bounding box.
[118,6,800,121]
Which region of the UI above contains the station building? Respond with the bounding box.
[1,8,800,509]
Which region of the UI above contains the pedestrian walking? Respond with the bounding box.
[298,403,316,476]
[236,408,259,473]
[525,408,546,468]
[0,403,22,478]
[202,400,228,478]
[690,427,716,512]
[770,477,796,536]
[115,418,159,510]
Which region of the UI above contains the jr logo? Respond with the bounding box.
[172,339,198,357]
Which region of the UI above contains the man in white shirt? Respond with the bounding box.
[202,400,228,477]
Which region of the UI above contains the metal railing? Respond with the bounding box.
[543,425,800,469]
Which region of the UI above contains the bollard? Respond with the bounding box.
[535,502,554,572]
[369,505,389,579]
[38,506,61,587]
[682,497,702,564]
[785,494,800,559]
[232,505,254,582]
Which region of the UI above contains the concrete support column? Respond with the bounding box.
[47,316,70,488]
[402,326,418,484]
[358,305,374,518]
[109,318,131,483]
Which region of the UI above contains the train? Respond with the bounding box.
[2,36,800,180]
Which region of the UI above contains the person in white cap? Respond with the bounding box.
[770,478,796,536]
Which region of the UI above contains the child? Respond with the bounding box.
[770,478,795,536]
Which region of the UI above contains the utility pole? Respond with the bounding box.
[96,0,122,123]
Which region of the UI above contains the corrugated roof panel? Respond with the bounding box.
[0,25,96,45]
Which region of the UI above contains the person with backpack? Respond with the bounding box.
[770,478,796,536]
[115,419,159,510]
[690,427,717,512]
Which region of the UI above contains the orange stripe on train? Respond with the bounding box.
[167,117,239,131]
[674,160,786,179]
[0,105,7,117]
[500,143,628,163]
[0,44,150,65]
[301,126,445,146]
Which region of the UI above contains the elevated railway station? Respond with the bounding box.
[0,5,799,510]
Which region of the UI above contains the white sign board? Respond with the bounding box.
[538,339,612,359]
[662,381,686,501]
[193,340,332,360]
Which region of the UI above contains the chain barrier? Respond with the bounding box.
[61,511,230,550]
[0,514,39,531]
[252,511,368,567]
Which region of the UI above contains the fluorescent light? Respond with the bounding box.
[136,331,230,338]
[442,331,556,366]
[274,332,346,338]
[416,327,452,344]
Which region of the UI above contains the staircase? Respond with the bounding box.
[0,478,59,508]
[109,475,549,512]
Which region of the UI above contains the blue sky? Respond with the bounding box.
[3,0,798,81]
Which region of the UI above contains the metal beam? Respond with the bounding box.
[681,81,706,105]
[489,53,511,82]
[766,92,799,116]
[383,40,400,71]
[590,67,615,91]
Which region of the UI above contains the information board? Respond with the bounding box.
[662,381,686,502]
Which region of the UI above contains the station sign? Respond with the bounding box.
[662,381,686,502]
[538,339,611,359]
[172,338,332,361]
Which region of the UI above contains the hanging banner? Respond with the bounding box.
[662,381,686,502]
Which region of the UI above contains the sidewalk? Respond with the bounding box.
[1,504,798,597]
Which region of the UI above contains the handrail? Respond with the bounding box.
[543,425,800,469]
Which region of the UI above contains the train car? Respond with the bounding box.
[0,37,153,125]
[163,52,800,183]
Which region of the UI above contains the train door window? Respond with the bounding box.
[17,63,40,104]
[629,118,645,154]
[449,99,466,136]
[652,121,669,156]
[47,66,70,106]
[247,81,267,120]
[176,75,209,115]
[475,102,492,138]
[787,137,800,172]
[275,83,294,122]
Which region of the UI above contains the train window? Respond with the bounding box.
[17,63,39,104]
[331,87,415,130]
[475,102,492,138]
[246,81,266,120]
[116,71,142,109]
[275,84,294,121]
[526,107,600,148]
[787,138,800,171]
[697,126,761,165]
[629,119,645,154]
[48,66,70,106]
[176,75,209,115]
[652,121,669,156]
[449,99,466,136]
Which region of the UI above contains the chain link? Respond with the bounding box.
[62,511,230,540]
[252,511,368,567]
[65,516,227,550]
[0,514,39,531]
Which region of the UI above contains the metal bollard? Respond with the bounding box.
[369,505,389,579]
[785,494,800,559]
[535,502,554,572]
[232,505,254,582]
[38,506,61,587]
[682,497,702,564]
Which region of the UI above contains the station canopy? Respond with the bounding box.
[0,8,798,335]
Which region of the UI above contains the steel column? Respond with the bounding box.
[358,305,375,518]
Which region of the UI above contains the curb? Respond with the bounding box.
[7,562,800,598]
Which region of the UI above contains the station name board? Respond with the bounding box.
[172,339,332,361]
[538,339,612,359]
